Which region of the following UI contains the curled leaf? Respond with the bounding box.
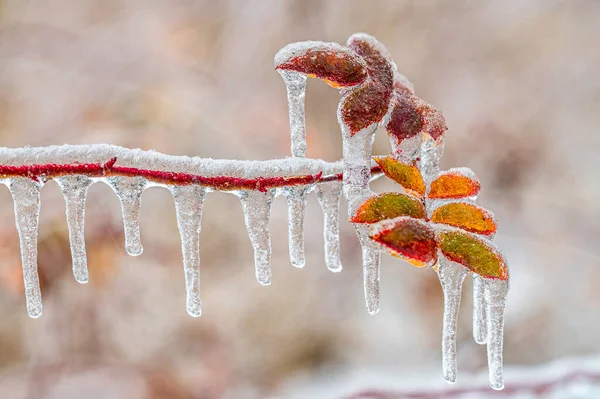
[429,168,480,199]
[275,41,367,88]
[350,192,425,224]
[340,82,393,134]
[437,229,508,280]
[431,202,496,236]
[374,156,425,197]
[369,216,437,267]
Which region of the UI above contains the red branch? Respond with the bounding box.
[0,157,382,192]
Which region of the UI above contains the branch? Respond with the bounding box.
[0,145,382,192]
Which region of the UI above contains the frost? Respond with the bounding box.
[56,175,92,284]
[239,190,274,285]
[7,178,43,318]
[171,185,207,317]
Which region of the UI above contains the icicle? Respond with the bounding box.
[315,180,343,272]
[437,254,468,384]
[279,70,308,157]
[107,176,147,256]
[420,136,444,183]
[56,175,92,284]
[8,178,43,318]
[485,278,509,390]
[283,186,310,268]
[239,190,274,285]
[473,274,487,345]
[342,123,381,314]
[171,185,207,317]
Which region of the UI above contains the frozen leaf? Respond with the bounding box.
[422,103,447,140]
[374,156,425,197]
[339,82,393,135]
[385,95,424,143]
[430,202,496,236]
[437,229,508,280]
[429,168,480,199]
[346,33,395,88]
[369,216,437,267]
[350,192,425,224]
[275,41,367,88]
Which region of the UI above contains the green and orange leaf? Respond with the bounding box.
[350,192,425,224]
[374,156,425,197]
[437,229,508,280]
[275,41,368,88]
[369,216,437,267]
[429,168,480,200]
[430,202,496,236]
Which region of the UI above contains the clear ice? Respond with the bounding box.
[485,278,509,390]
[315,181,343,272]
[171,185,207,317]
[108,176,147,256]
[437,254,468,384]
[472,274,487,345]
[56,175,92,284]
[279,70,307,158]
[239,190,274,285]
[8,178,44,318]
[342,124,381,315]
[283,186,310,268]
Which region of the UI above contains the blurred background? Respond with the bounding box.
[0,0,599,398]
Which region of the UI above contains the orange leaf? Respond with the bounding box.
[275,42,367,88]
[431,202,496,236]
[429,168,480,199]
[369,216,437,267]
[374,156,425,197]
[437,228,508,280]
[350,193,425,224]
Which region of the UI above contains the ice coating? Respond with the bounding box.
[284,186,310,268]
[437,253,469,384]
[315,181,343,272]
[279,70,307,157]
[56,175,92,283]
[342,123,381,314]
[473,274,487,345]
[420,136,445,184]
[171,185,207,317]
[8,178,43,318]
[108,176,147,256]
[485,278,509,390]
[239,190,274,285]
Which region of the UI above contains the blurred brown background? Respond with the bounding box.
[0,0,599,398]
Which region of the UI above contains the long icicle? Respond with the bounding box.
[284,186,310,268]
[473,274,487,344]
[279,70,308,157]
[56,175,92,284]
[107,176,147,256]
[8,178,44,318]
[437,254,468,384]
[315,180,343,272]
[342,124,380,314]
[171,185,207,317]
[240,190,274,285]
[485,278,509,390]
